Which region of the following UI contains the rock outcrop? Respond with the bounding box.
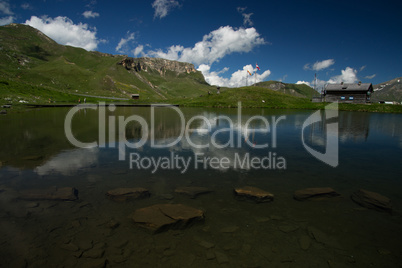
[233,186,274,203]
[307,226,342,249]
[351,189,392,213]
[293,187,340,201]
[269,82,286,91]
[118,57,197,76]
[132,204,204,233]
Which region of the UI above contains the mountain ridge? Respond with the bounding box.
[1,23,400,106]
[372,77,402,103]
[0,23,213,103]
[255,81,320,99]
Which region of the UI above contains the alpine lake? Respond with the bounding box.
[0,105,401,267]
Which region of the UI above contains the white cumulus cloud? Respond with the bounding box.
[116,32,135,53]
[304,59,335,71]
[82,10,100,19]
[327,67,358,84]
[133,45,144,57]
[148,26,265,66]
[25,16,99,51]
[151,44,183,60]
[296,81,311,87]
[152,0,179,19]
[144,25,266,87]
[0,15,13,25]
[301,67,360,91]
[0,0,14,25]
[198,64,271,88]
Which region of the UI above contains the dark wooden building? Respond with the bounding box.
[324,82,373,103]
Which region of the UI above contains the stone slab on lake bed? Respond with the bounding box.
[132,204,204,233]
[307,226,342,249]
[106,187,150,201]
[293,187,340,201]
[351,189,392,213]
[18,187,78,201]
[174,186,212,198]
[299,235,311,250]
[233,186,274,203]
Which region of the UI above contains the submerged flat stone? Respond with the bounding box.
[351,189,392,213]
[106,187,150,201]
[132,204,204,233]
[199,240,215,249]
[214,251,229,264]
[299,235,311,250]
[82,248,105,259]
[307,226,342,249]
[293,187,340,201]
[233,186,274,203]
[60,242,79,252]
[174,186,212,198]
[19,187,78,201]
[278,224,299,233]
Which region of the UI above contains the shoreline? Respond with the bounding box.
[1,100,401,114]
[24,103,179,108]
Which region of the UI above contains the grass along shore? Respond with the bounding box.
[1,84,402,114]
[172,86,402,113]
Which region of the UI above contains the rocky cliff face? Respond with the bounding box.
[373,77,402,102]
[119,57,197,76]
[267,82,286,91]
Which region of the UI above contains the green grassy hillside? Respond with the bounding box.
[175,86,321,109]
[255,81,320,99]
[174,86,402,113]
[0,24,214,105]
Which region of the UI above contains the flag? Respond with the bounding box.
[247,70,252,76]
[256,64,260,71]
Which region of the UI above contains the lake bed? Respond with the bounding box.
[0,106,401,267]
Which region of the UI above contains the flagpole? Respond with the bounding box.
[255,63,261,86]
[255,69,257,86]
[254,62,256,86]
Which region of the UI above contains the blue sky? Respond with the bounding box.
[0,0,401,89]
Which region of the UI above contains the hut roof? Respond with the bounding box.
[326,83,373,92]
